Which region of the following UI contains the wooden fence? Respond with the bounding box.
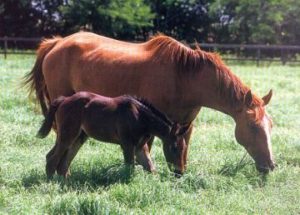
[1,37,300,66]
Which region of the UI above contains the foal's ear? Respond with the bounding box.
[244,90,253,107]
[171,123,181,135]
[171,123,191,136]
[262,89,273,106]
[177,123,191,136]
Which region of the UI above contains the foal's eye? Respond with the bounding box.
[171,145,178,153]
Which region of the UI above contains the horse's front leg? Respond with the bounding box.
[135,136,156,173]
[182,124,194,169]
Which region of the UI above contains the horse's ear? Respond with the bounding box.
[244,90,253,107]
[262,89,273,106]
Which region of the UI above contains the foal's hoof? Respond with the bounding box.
[46,164,55,179]
[46,167,55,179]
[57,168,71,179]
[57,163,71,178]
[150,168,157,174]
[143,164,156,173]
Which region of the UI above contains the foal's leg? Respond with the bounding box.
[46,120,81,178]
[121,142,135,166]
[46,137,71,178]
[135,136,156,172]
[56,131,88,177]
[46,143,57,162]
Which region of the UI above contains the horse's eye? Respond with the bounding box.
[249,123,259,134]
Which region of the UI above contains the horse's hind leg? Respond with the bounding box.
[56,131,87,177]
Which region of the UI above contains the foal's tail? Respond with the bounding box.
[23,36,62,116]
[36,96,65,138]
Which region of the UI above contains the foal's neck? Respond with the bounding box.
[143,113,171,139]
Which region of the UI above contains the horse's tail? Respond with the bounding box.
[23,36,62,116]
[36,96,65,138]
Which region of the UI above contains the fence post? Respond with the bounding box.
[280,49,287,65]
[256,48,261,67]
[4,36,8,59]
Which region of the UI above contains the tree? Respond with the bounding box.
[149,0,212,42]
[0,0,39,37]
[209,0,300,45]
[59,0,154,39]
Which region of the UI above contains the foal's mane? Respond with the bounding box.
[145,34,265,122]
[125,95,173,126]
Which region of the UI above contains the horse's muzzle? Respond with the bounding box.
[256,160,276,173]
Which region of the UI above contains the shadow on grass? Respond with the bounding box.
[218,160,250,177]
[64,163,133,188]
[22,163,134,190]
[218,160,268,187]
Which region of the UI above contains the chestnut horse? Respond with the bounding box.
[25,32,275,173]
[37,92,189,178]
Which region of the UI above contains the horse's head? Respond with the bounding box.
[162,123,190,176]
[235,89,275,173]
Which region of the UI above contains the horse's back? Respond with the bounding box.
[42,32,155,100]
[47,32,144,59]
[40,33,181,123]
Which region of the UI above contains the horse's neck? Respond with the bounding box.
[195,67,245,121]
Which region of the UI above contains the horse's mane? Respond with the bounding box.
[145,34,265,123]
[125,95,173,126]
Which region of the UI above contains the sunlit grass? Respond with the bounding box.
[0,55,299,214]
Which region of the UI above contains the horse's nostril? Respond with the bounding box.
[270,162,276,171]
[256,164,270,173]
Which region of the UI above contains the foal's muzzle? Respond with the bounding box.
[168,163,184,177]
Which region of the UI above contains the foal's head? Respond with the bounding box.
[234,90,275,173]
[135,97,189,175]
[161,123,190,175]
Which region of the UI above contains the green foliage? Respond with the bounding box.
[58,0,111,35]
[210,0,300,44]
[149,0,211,42]
[0,0,64,37]
[1,0,300,44]
[98,0,155,38]
[58,0,154,39]
[0,55,300,214]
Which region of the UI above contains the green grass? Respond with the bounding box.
[0,54,299,214]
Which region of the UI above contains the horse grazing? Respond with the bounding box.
[25,32,275,173]
[37,92,189,178]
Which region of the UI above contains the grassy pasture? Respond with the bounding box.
[0,55,299,214]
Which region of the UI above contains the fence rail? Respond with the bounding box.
[1,37,300,65]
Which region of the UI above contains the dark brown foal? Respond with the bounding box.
[37,92,189,178]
